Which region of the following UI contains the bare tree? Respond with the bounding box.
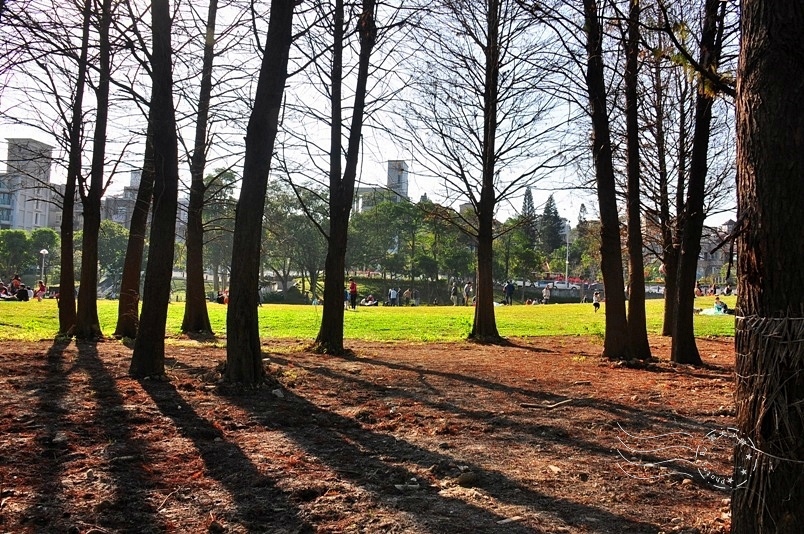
[581,0,630,359]
[73,0,114,339]
[403,0,563,341]
[731,2,804,530]
[669,0,729,365]
[180,0,220,335]
[130,0,180,377]
[224,0,296,384]
[623,0,650,359]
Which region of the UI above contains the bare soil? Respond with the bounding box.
[0,336,737,533]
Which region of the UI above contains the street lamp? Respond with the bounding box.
[564,222,570,286]
[40,249,48,284]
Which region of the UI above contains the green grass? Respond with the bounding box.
[0,295,737,342]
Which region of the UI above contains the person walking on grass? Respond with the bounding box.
[348,278,358,310]
[463,281,472,306]
[592,291,601,313]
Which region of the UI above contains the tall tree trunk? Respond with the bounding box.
[624,0,650,359]
[130,0,179,377]
[670,0,725,365]
[651,54,674,337]
[58,0,91,334]
[470,0,500,342]
[731,1,804,531]
[75,0,113,340]
[224,0,295,383]
[582,0,629,359]
[181,0,218,335]
[314,0,377,353]
[662,74,689,336]
[113,122,155,339]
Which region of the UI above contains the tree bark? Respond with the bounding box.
[130,0,179,377]
[731,1,804,531]
[314,0,377,354]
[624,0,650,359]
[224,0,295,383]
[470,0,501,342]
[58,0,91,334]
[113,122,155,339]
[75,0,113,340]
[181,0,218,335]
[582,0,629,360]
[670,0,726,365]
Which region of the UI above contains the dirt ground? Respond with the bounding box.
[0,335,738,533]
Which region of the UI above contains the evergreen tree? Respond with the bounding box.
[522,186,537,246]
[540,194,563,254]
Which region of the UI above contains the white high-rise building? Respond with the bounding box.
[0,138,56,230]
[353,160,410,213]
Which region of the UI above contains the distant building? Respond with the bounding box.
[0,138,58,231]
[353,160,409,213]
[698,219,737,282]
[101,169,188,242]
[102,169,141,229]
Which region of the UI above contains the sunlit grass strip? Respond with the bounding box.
[0,295,737,342]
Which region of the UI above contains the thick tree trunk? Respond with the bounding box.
[583,0,629,360]
[181,0,218,335]
[731,1,804,531]
[670,0,725,365]
[113,123,155,339]
[469,0,501,343]
[75,0,112,340]
[624,0,650,359]
[130,0,179,377]
[224,0,295,383]
[58,0,92,334]
[314,0,376,354]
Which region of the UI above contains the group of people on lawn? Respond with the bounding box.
[344,279,422,310]
[0,275,47,302]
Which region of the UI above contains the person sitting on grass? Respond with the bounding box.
[714,296,728,314]
[16,285,30,301]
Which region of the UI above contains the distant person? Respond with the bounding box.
[412,288,420,306]
[34,280,46,301]
[450,283,459,306]
[10,274,22,295]
[16,285,30,301]
[695,282,703,297]
[388,287,398,306]
[348,278,358,310]
[463,282,472,306]
[592,291,601,313]
[542,284,551,304]
[504,280,515,305]
[723,284,733,296]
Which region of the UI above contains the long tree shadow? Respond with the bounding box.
[13,340,162,532]
[140,379,309,532]
[71,340,164,533]
[15,338,73,530]
[274,357,733,490]
[276,351,729,435]
[218,382,661,532]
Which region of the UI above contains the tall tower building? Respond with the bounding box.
[0,138,55,230]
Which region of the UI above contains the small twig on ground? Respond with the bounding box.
[157,488,182,511]
[520,398,574,410]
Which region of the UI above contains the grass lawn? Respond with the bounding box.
[0,295,736,342]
